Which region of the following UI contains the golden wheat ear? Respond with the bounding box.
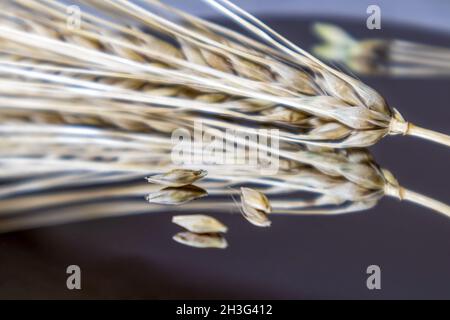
[201,0,450,148]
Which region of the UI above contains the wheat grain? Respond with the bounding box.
[145,185,208,205]
[172,214,228,234]
[240,199,272,228]
[240,187,272,214]
[173,231,228,249]
[146,169,208,187]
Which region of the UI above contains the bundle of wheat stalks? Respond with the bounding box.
[313,23,450,77]
[0,0,449,235]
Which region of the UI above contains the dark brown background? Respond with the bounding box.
[0,16,449,299]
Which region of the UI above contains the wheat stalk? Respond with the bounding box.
[0,0,448,148]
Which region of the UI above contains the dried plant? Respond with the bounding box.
[0,0,448,149]
[0,144,448,233]
[313,22,450,77]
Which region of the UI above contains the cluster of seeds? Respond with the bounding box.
[145,169,275,248]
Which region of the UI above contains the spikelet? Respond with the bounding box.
[0,147,448,233]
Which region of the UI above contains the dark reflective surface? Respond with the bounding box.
[0,16,449,299]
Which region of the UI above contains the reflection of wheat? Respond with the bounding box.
[313,23,450,77]
[0,0,448,232]
[1,145,448,233]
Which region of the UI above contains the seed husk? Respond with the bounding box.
[313,22,450,78]
[146,169,207,187]
[172,214,227,233]
[0,1,448,149]
[241,201,272,228]
[145,185,208,206]
[240,187,272,213]
[173,231,228,249]
[240,188,272,227]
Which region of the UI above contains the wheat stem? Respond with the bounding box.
[384,183,450,217]
[401,188,450,217]
[407,123,450,147]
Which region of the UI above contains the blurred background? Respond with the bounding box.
[166,0,450,32]
[0,0,449,299]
